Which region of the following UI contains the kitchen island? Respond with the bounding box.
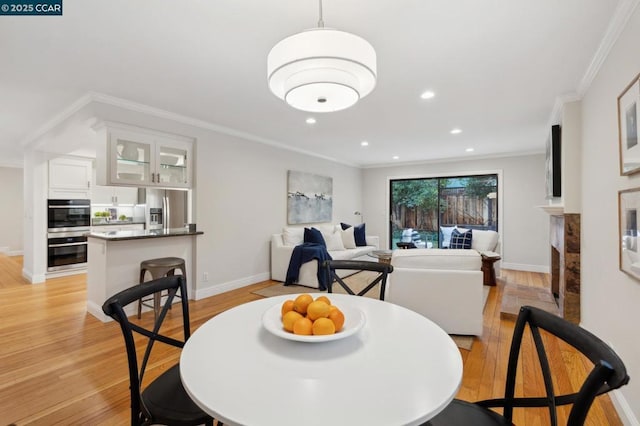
[86,228,203,322]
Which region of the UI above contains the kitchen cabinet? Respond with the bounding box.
[48,157,92,199]
[92,185,138,205]
[95,122,193,189]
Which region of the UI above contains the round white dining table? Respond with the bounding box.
[180,293,463,426]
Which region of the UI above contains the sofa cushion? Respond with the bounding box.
[323,229,346,251]
[450,228,473,249]
[341,222,367,246]
[340,227,357,249]
[303,227,326,246]
[283,227,304,246]
[392,249,481,270]
[471,229,499,252]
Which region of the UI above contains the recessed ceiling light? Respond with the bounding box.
[420,90,435,99]
[450,128,462,134]
[361,141,369,147]
[306,117,316,124]
[392,155,399,160]
[465,148,474,152]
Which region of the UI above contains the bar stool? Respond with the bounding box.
[137,257,186,319]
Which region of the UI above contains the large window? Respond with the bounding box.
[389,174,498,249]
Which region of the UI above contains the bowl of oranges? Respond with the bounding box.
[262,293,366,342]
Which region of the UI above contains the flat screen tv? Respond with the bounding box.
[545,124,561,199]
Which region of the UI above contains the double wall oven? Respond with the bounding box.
[47,199,90,272]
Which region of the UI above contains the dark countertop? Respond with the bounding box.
[87,228,203,241]
[91,220,146,227]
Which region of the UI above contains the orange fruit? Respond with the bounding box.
[281,299,294,316]
[306,301,330,321]
[293,317,313,335]
[328,307,345,332]
[293,294,313,315]
[282,311,303,332]
[315,295,331,305]
[312,317,336,335]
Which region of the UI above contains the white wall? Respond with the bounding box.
[88,103,363,297]
[0,167,24,255]
[361,154,549,271]
[580,5,640,422]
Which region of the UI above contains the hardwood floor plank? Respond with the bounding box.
[0,255,623,424]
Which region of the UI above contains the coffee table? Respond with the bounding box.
[367,249,393,264]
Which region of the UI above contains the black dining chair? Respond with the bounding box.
[424,305,630,426]
[323,259,393,300]
[102,275,219,426]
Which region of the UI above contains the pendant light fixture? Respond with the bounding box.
[267,0,377,113]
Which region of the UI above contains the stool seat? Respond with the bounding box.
[138,257,187,319]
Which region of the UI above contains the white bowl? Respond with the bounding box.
[261,297,366,342]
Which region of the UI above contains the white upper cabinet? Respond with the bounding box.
[96,122,193,189]
[48,157,92,199]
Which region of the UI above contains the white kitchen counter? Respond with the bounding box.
[86,229,203,322]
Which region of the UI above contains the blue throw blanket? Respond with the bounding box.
[285,243,333,291]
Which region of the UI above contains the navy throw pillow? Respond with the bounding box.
[449,228,473,249]
[303,227,326,246]
[340,222,367,246]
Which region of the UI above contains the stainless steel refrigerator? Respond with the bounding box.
[145,188,189,230]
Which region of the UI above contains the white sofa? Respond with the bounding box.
[271,225,379,288]
[385,230,499,336]
[387,249,484,336]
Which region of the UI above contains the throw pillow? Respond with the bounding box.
[303,227,326,246]
[283,227,304,246]
[450,228,473,249]
[324,230,346,251]
[340,227,357,249]
[440,226,456,248]
[341,222,367,246]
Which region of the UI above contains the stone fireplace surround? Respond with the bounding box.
[550,213,581,324]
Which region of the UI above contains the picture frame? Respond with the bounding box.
[619,188,640,280]
[618,73,640,175]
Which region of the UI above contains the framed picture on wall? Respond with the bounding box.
[618,73,640,175]
[619,188,640,281]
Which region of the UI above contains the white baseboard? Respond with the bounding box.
[87,300,110,323]
[610,387,639,425]
[0,247,23,256]
[22,268,46,284]
[195,272,271,300]
[500,262,549,273]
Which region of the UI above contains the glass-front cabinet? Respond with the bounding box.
[96,122,193,189]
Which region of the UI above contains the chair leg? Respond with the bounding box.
[137,268,147,319]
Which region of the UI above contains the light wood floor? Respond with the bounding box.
[0,255,622,425]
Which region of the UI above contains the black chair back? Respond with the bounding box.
[483,306,630,425]
[102,275,192,425]
[323,259,393,300]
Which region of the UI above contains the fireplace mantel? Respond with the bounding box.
[538,204,565,216]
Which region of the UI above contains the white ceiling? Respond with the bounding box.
[0,0,625,168]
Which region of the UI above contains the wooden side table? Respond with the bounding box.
[481,253,501,286]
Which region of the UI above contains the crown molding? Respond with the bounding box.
[577,0,640,96]
[24,91,359,168]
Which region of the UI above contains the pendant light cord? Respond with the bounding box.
[317,0,324,28]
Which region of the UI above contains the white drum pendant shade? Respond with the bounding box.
[267,28,377,113]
